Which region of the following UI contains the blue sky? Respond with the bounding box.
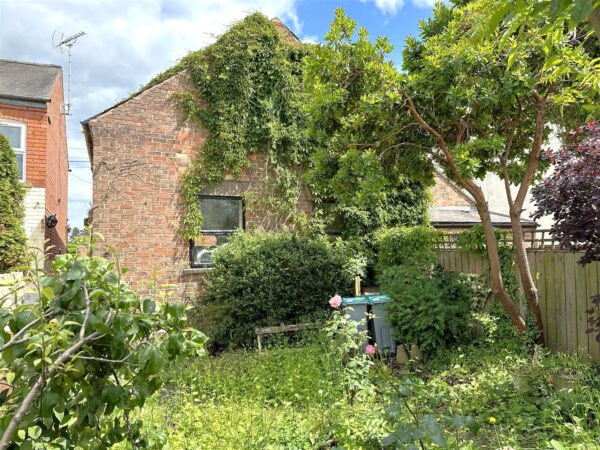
[0,0,435,230]
[298,1,433,65]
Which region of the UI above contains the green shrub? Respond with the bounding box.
[0,235,206,449]
[202,230,362,350]
[375,225,440,275]
[0,135,27,272]
[380,264,475,356]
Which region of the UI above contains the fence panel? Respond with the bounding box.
[437,249,600,359]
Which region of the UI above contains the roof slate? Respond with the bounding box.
[0,60,61,103]
[429,206,537,228]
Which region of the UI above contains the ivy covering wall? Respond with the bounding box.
[141,12,429,246]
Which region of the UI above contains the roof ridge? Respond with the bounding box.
[0,59,62,69]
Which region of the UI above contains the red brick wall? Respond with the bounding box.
[45,73,69,256]
[430,171,473,207]
[87,73,312,301]
[0,103,47,189]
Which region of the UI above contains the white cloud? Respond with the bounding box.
[363,0,438,15]
[411,0,439,7]
[0,0,303,228]
[302,35,319,44]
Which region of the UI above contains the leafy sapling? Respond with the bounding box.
[0,233,206,449]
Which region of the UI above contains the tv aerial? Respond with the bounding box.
[52,30,86,116]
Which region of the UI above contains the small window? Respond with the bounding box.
[0,121,26,182]
[190,196,244,267]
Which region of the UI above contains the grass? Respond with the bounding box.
[120,335,600,449]
[132,342,389,449]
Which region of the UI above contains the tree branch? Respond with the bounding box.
[77,354,133,365]
[80,283,91,340]
[0,331,103,450]
[514,92,546,210]
[0,318,40,353]
[403,92,483,201]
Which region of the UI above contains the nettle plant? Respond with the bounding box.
[0,234,206,449]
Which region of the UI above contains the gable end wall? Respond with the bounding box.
[87,73,312,300]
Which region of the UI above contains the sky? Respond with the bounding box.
[0,0,436,229]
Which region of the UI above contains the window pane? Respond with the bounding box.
[200,197,242,231]
[0,125,22,149]
[193,247,216,266]
[191,236,231,267]
[15,153,24,180]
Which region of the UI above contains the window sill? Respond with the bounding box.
[181,267,213,276]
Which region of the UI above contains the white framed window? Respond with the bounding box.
[0,120,26,182]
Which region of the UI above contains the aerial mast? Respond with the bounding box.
[52,30,86,116]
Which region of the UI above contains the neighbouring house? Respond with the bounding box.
[429,170,538,233]
[82,19,538,301]
[0,60,69,264]
[82,19,312,300]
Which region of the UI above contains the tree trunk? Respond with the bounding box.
[473,195,528,332]
[589,6,600,41]
[509,206,545,344]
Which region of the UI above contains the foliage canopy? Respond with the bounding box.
[303,9,430,258]
[532,121,600,265]
[0,237,206,449]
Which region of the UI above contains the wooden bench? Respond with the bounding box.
[255,322,322,351]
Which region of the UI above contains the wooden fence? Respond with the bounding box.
[437,249,600,360]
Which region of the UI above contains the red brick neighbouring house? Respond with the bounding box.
[82,19,536,301]
[83,72,312,300]
[0,60,69,262]
[429,169,537,232]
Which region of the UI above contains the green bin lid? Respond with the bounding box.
[341,294,391,305]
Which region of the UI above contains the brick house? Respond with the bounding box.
[83,71,312,300]
[0,60,69,263]
[82,20,536,301]
[429,169,537,232]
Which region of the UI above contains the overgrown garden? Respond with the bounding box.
[1,0,600,447]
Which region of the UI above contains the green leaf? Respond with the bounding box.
[42,286,54,300]
[143,298,156,314]
[64,261,86,280]
[166,334,184,357]
[28,425,42,439]
[571,0,594,23]
[139,346,165,375]
[550,440,567,450]
[421,414,447,448]
[89,315,112,336]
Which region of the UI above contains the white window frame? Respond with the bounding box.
[0,119,26,182]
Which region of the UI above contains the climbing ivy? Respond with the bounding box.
[144,14,314,239]
[140,11,429,243]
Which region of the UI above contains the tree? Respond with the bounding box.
[401,0,599,337]
[303,9,431,267]
[482,0,600,43]
[532,121,600,265]
[0,135,27,272]
[0,234,206,449]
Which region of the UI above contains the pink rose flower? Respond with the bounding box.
[329,294,342,309]
[365,344,376,356]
